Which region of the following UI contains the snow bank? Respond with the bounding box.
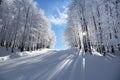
[0,56,10,62]
[0,48,55,62]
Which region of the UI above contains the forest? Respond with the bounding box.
[0,0,120,80]
[0,0,120,56]
[64,0,120,56]
[0,0,56,52]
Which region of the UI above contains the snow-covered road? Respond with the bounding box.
[0,48,120,80]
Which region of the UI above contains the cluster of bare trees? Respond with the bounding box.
[64,0,120,55]
[0,0,56,52]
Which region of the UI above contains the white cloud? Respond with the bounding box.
[48,6,68,25]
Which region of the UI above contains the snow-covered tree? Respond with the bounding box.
[0,0,56,52]
[64,0,120,55]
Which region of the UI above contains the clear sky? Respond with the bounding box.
[35,0,70,49]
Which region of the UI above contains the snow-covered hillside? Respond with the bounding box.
[0,48,120,80]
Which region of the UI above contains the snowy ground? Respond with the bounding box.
[0,48,120,80]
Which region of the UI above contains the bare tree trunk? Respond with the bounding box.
[12,7,21,52]
[20,6,30,51]
[0,0,2,5]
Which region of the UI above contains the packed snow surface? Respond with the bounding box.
[0,48,120,80]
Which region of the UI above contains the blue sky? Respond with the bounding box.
[35,0,70,49]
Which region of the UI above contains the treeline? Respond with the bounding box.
[64,0,120,55]
[0,0,56,52]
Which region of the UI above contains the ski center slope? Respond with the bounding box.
[0,48,120,80]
